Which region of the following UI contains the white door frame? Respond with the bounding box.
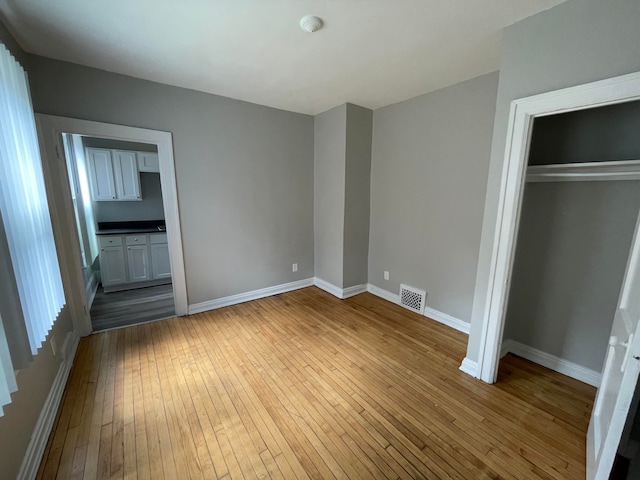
[475,71,640,383]
[36,114,188,337]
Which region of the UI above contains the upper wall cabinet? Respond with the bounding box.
[86,148,117,200]
[137,152,160,173]
[86,148,142,201]
[112,150,141,200]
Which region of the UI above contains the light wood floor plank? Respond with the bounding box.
[37,287,595,479]
[136,324,164,480]
[143,323,179,479]
[229,303,408,479]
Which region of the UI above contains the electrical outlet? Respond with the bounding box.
[384,271,389,280]
[292,263,298,272]
[50,336,57,357]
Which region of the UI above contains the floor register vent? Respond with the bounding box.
[399,284,426,315]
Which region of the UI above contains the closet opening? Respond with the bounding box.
[469,72,640,480]
[500,99,640,386]
[499,99,640,479]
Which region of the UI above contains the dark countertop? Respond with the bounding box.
[96,227,166,235]
[96,220,166,236]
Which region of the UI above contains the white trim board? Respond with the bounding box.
[501,339,601,388]
[188,277,368,316]
[313,278,367,299]
[366,284,470,335]
[459,357,479,377]
[188,279,469,336]
[188,278,314,315]
[474,71,640,385]
[423,305,470,335]
[17,331,80,480]
[85,271,99,309]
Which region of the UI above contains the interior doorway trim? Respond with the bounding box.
[474,71,640,384]
[36,114,188,336]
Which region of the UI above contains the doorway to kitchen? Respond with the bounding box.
[63,134,175,330]
[36,115,188,337]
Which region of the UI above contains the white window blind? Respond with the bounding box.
[0,44,65,370]
[0,314,17,416]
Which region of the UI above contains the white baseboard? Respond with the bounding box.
[367,284,400,304]
[366,284,470,335]
[422,305,470,334]
[459,357,479,377]
[341,283,368,299]
[188,278,314,315]
[313,277,343,298]
[314,278,367,299]
[86,273,98,309]
[501,339,601,387]
[17,331,80,480]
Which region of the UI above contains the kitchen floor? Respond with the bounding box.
[90,283,175,331]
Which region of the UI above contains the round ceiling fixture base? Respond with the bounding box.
[300,15,323,33]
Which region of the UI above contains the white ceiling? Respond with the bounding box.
[0,0,565,115]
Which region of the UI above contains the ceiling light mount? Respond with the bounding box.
[299,15,323,33]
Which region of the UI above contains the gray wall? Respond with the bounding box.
[0,16,26,66]
[28,55,315,304]
[94,173,166,223]
[0,22,76,480]
[343,104,372,288]
[468,0,640,362]
[314,105,347,288]
[313,103,372,289]
[504,182,640,371]
[0,212,30,370]
[369,72,498,321]
[529,101,640,165]
[0,308,73,480]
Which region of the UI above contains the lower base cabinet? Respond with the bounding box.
[100,245,127,285]
[127,244,150,282]
[99,233,170,290]
[150,243,172,279]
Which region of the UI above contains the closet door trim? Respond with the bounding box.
[469,70,640,385]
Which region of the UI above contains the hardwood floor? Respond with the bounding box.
[38,287,595,479]
[90,283,175,331]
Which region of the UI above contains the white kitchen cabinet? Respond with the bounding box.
[99,236,127,286]
[100,246,127,286]
[150,242,171,279]
[137,152,160,173]
[86,148,142,201]
[113,150,142,200]
[86,148,117,200]
[98,233,170,290]
[126,244,150,282]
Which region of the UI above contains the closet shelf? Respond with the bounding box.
[526,159,640,182]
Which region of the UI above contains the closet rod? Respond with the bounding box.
[526,159,640,183]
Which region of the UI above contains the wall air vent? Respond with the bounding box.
[399,284,426,315]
